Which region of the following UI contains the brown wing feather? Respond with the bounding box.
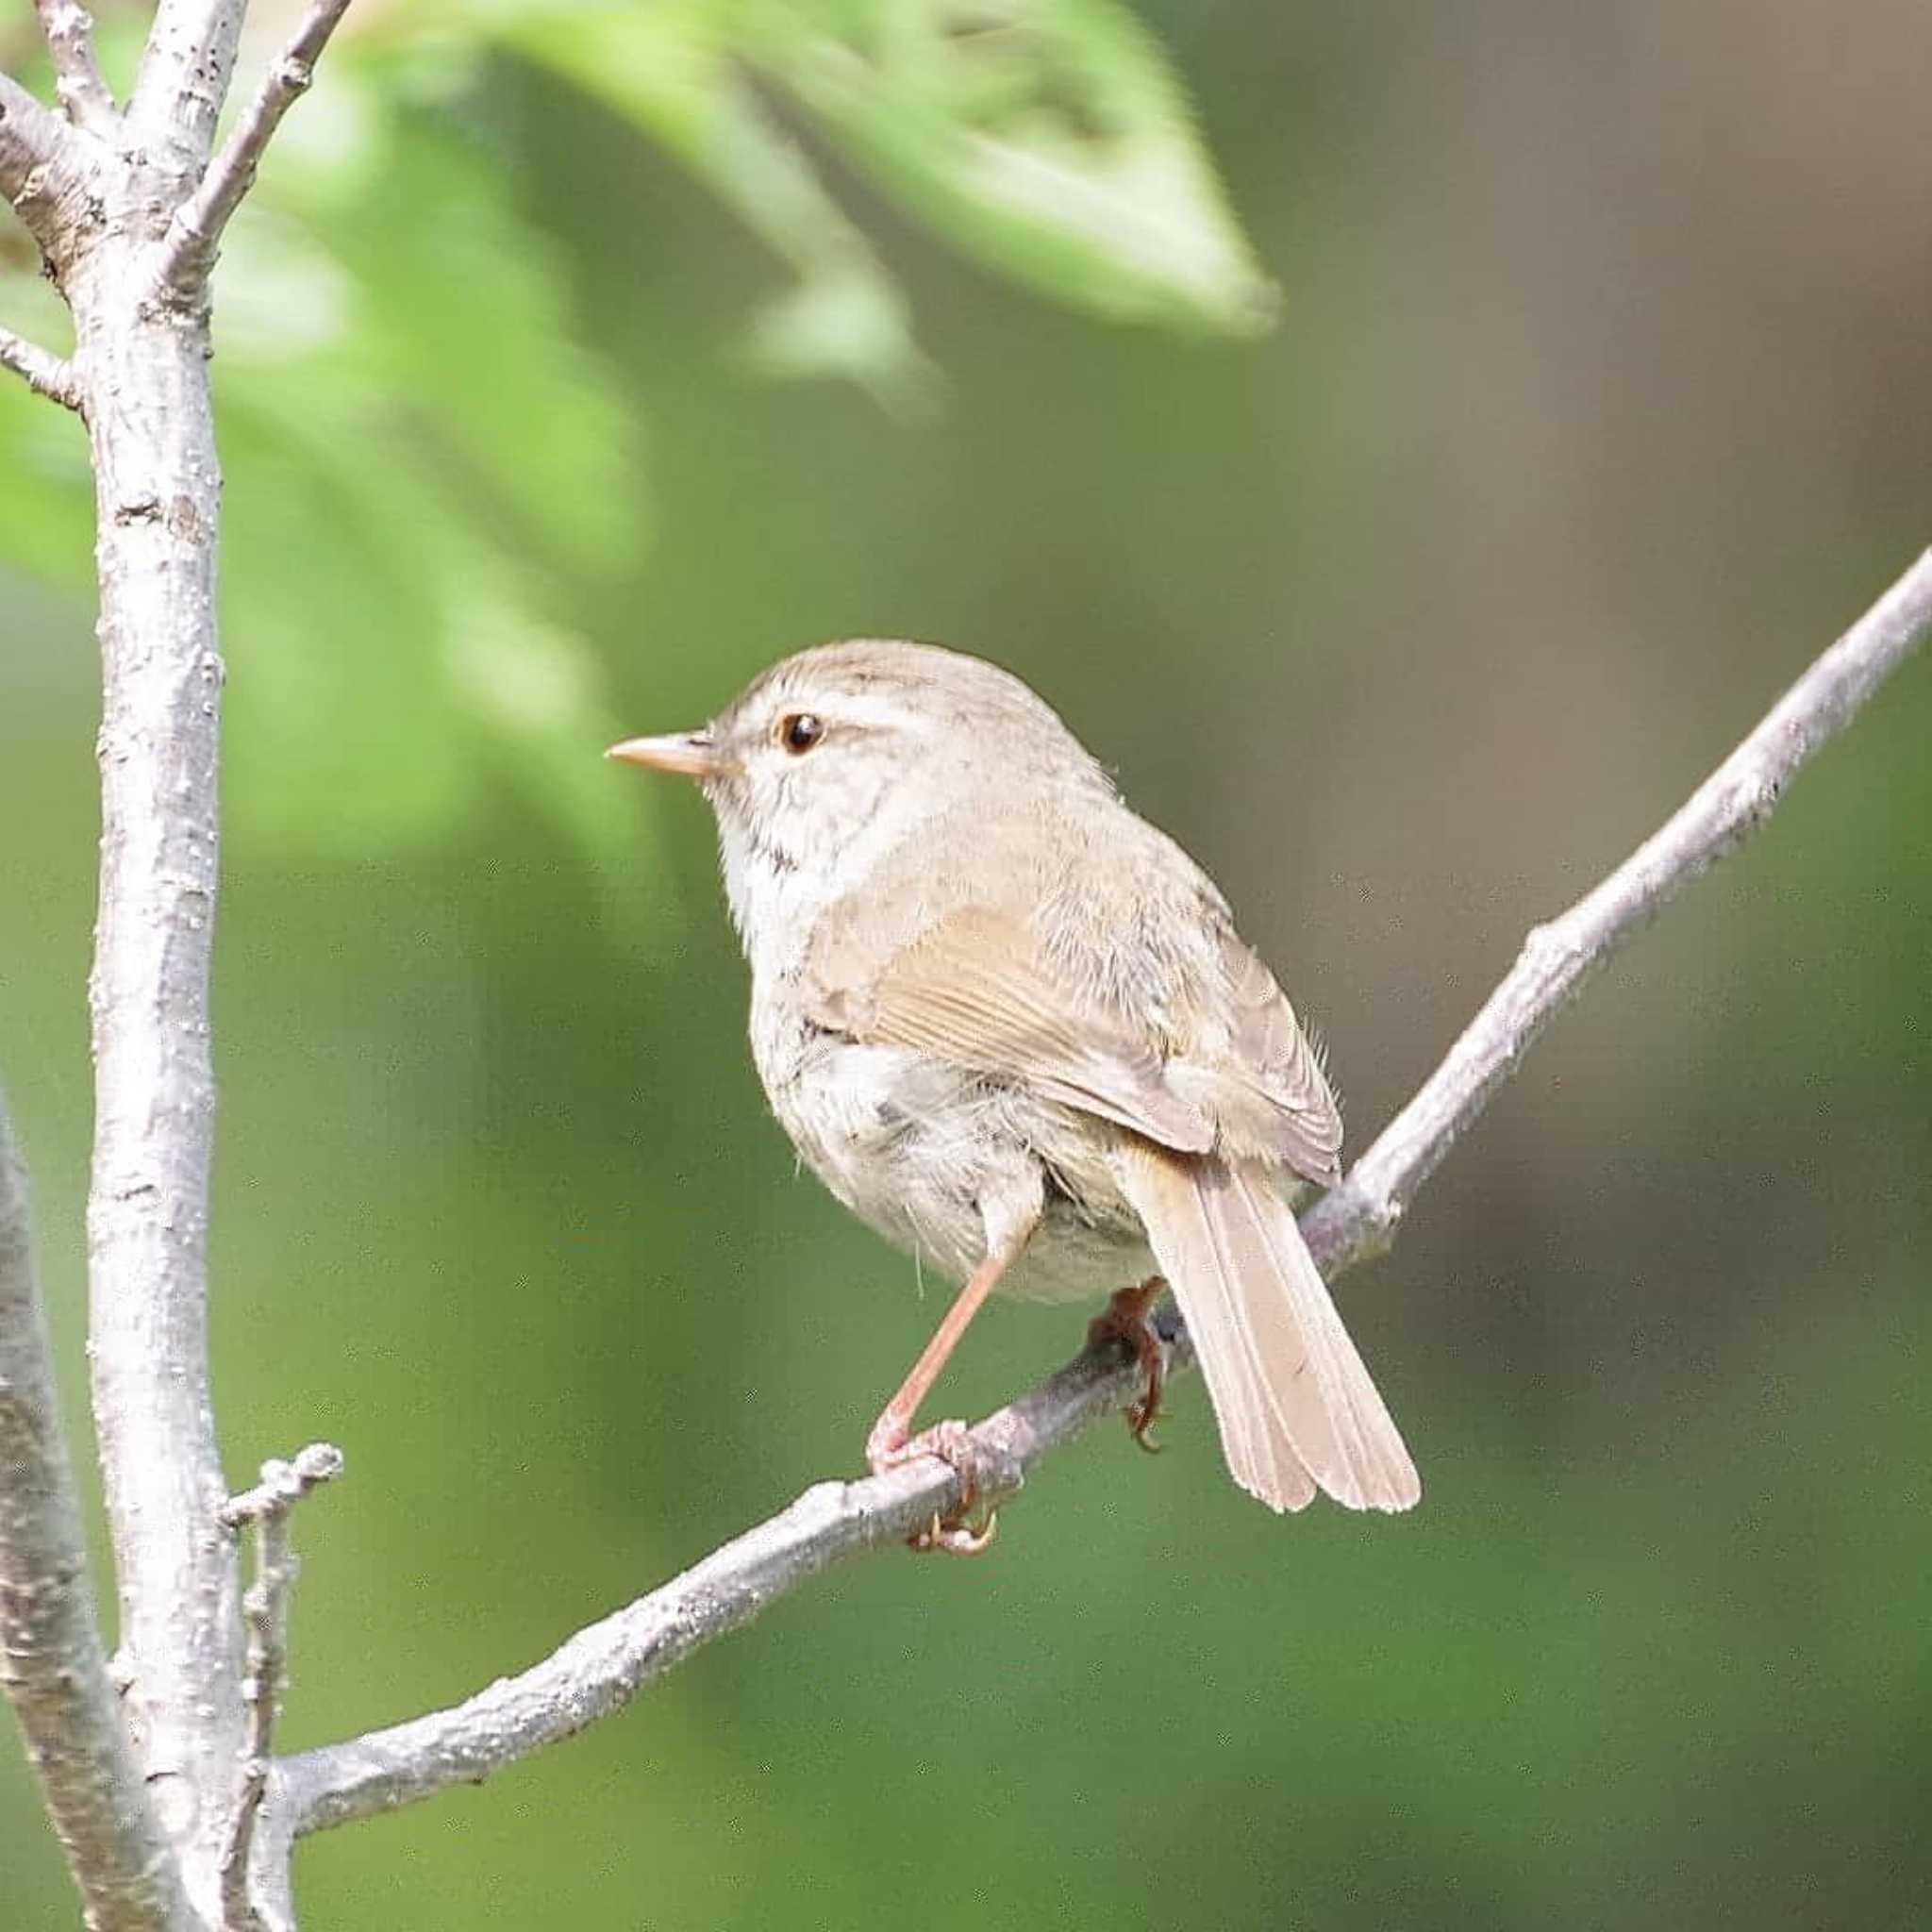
[1216,934,1343,1185]
[806,903,1215,1156]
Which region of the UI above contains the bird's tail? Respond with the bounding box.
[1117,1142,1420,1512]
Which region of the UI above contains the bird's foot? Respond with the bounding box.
[1088,1278,1168,1454]
[867,1417,999,1556]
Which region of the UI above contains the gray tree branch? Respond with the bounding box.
[278,544,1932,1840]
[279,1346,1142,1835]
[0,1091,193,1932]
[218,1446,342,1932]
[0,67,95,256]
[35,0,115,133]
[0,65,67,187]
[1298,543,1932,1274]
[0,320,82,408]
[160,0,355,296]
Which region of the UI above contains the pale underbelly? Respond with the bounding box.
[767,1035,1154,1306]
[994,1207,1157,1306]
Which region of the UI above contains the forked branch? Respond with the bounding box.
[159,0,356,294]
[279,545,1932,1839]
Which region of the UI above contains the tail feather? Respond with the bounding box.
[1118,1143,1420,1513]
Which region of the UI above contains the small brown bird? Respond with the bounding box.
[610,641,1418,1546]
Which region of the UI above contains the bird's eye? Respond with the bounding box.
[778,712,825,755]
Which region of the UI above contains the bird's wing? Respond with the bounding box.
[804,900,1215,1155]
[1210,933,1344,1186]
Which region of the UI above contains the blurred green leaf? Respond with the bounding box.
[218,383,477,855]
[443,558,658,889]
[218,352,648,872]
[496,0,936,409]
[753,0,1281,335]
[223,59,652,865]
[250,85,641,575]
[440,0,1278,385]
[0,255,92,587]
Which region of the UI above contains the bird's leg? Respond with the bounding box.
[1088,1276,1169,1453]
[867,1244,1019,1556]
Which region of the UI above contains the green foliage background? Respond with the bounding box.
[3,3,1930,1926]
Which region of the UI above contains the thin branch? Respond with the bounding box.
[0,67,93,257]
[219,1445,342,1932]
[35,0,116,134]
[0,68,66,194]
[280,546,1932,1839]
[280,1343,1148,1835]
[1299,543,1932,1274]
[0,1090,193,1932]
[222,1443,345,1532]
[0,321,82,408]
[158,0,355,296]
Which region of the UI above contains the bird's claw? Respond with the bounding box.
[1089,1278,1169,1455]
[870,1418,1000,1557]
[912,1506,999,1556]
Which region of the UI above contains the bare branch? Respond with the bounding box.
[0,1090,194,1932]
[279,548,1932,1839]
[0,67,94,256]
[0,69,67,193]
[35,0,116,134]
[159,0,355,296]
[1298,543,1932,1274]
[0,321,82,408]
[279,1343,1151,1835]
[219,1445,341,1932]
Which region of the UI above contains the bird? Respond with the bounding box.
[608,640,1418,1549]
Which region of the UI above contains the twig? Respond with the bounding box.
[222,1443,345,1531]
[279,546,1932,1838]
[35,0,116,134]
[158,0,356,295]
[218,1445,342,1932]
[0,322,82,408]
[0,1090,193,1932]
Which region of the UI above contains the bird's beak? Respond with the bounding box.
[605,730,728,780]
